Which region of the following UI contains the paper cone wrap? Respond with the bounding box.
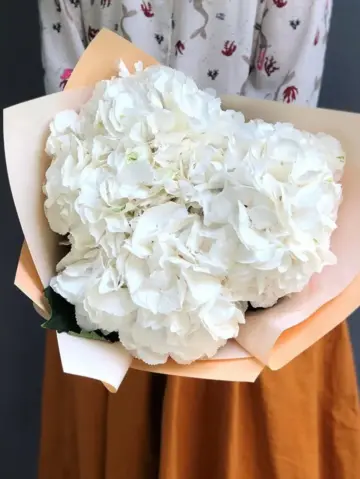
[4,30,360,391]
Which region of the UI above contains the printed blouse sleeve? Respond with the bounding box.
[38,0,86,94]
[243,0,332,107]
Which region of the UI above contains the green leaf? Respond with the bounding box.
[41,286,120,344]
[68,330,107,342]
[42,286,80,334]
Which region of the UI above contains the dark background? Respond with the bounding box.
[0,1,359,478]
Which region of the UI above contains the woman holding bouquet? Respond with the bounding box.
[38,1,360,478]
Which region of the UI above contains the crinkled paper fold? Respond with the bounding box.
[4,30,360,392]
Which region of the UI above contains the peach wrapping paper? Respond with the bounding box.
[3,30,360,392]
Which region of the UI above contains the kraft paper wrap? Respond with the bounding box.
[4,30,360,392]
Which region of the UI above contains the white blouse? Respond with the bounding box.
[39,0,332,106]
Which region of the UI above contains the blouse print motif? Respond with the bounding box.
[39,0,332,108]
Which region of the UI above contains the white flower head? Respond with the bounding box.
[45,63,344,364]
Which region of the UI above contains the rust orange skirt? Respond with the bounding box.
[38,322,360,479]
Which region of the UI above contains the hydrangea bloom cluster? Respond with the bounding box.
[44,62,344,364]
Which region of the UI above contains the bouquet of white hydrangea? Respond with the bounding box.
[43,61,344,366]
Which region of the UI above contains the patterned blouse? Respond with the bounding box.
[39,0,332,107]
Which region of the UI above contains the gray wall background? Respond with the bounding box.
[0,0,359,478]
[318,0,360,375]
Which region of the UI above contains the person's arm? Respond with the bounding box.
[38,0,86,93]
[243,0,332,107]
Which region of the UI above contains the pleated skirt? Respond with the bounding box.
[38,322,360,479]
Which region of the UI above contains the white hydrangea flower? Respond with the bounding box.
[45,63,344,364]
